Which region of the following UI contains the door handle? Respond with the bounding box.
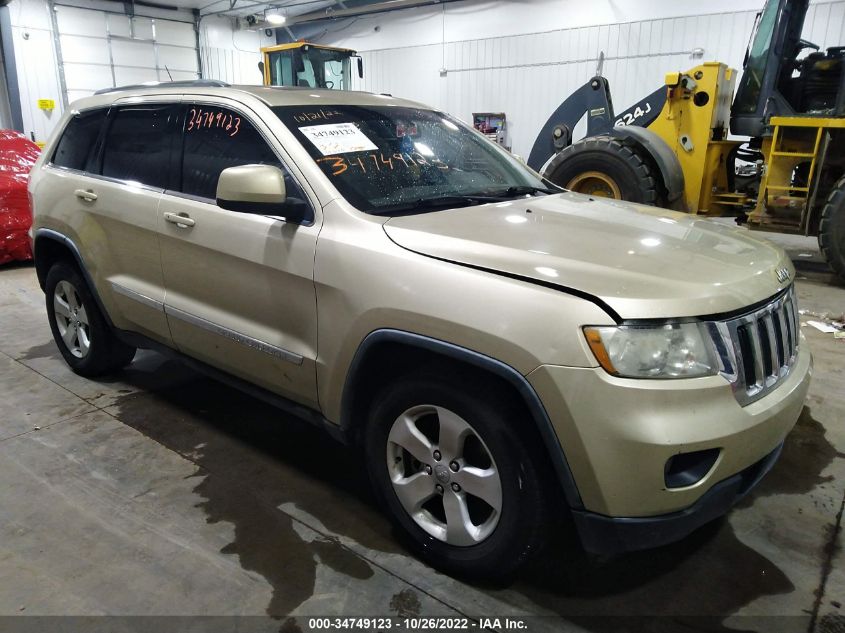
[74,189,97,202]
[163,211,196,228]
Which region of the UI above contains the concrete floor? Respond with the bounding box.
[0,227,843,632]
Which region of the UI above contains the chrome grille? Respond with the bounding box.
[707,286,800,406]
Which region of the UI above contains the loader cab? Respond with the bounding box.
[261,42,361,90]
[732,0,845,136]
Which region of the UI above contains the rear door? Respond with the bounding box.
[158,98,321,408]
[45,100,179,345]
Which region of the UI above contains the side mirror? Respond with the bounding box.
[357,56,364,79]
[216,164,312,224]
[258,60,265,78]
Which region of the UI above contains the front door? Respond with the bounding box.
[157,99,321,408]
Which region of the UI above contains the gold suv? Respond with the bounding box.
[29,82,812,577]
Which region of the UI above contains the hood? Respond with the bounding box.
[382,193,793,320]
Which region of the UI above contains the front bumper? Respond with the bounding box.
[571,441,782,554]
[527,339,812,551]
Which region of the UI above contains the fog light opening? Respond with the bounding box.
[664,448,721,489]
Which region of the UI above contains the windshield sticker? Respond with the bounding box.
[300,122,378,156]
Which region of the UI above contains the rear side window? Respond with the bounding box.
[52,109,107,171]
[180,105,288,200]
[101,105,180,189]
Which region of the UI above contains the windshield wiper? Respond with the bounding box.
[374,194,503,215]
[373,187,561,215]
[478,185,561,198]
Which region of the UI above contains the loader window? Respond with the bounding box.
[734,0,780,114]
[274,105,551,214]
[267,47,350,89]
[268,52,294,87]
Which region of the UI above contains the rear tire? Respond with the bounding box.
[544,135,659,205]
[364,374,550,579]
[45,261,136,376]
[819,175,845,282]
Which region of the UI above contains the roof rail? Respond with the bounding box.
[94,80,231,95]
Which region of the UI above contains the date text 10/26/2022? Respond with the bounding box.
[306,617,528,630]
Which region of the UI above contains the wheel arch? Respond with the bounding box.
[339,328,584,510]
[34,228,114,329]
[610,125,685,204]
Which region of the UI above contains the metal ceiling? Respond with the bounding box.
[108,0,450,44]
[101,0,450,27]
[196,0,340,19]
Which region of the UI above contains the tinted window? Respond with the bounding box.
[101,105,179,189]
[52,109,107,171]
[180,105,303,202]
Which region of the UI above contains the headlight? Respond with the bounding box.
[583,323,718,379]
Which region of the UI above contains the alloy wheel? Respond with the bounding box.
[53,280,90,358]
[386,404,502,546]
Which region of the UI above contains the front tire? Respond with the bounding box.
[45,261,136,376]
[365,375,550,578]
[819,175,845,282]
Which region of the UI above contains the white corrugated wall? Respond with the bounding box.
[347,1,845,158]
[198,16,274,86]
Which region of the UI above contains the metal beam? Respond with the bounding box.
[286,0,442,25]
[202,0,338,18]
[275,0,459,43]
[47,0,70,109]
[0,5,23,131]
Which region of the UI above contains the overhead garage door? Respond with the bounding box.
[54,5,199,104]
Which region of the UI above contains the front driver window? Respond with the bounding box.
[179,104,307,207]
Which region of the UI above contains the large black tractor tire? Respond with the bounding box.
[819,175,845,282]
[544,135,660,205]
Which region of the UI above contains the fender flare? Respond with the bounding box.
[610,125,685,203]
[340,328,584,510]
[34,228,116,329]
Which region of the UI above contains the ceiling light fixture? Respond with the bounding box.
[265,13,286,25]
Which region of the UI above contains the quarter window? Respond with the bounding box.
[52,109,107,171]
[180,105,302,202]
[101,105,179,189]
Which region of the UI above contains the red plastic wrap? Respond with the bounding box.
[0,130,41,265]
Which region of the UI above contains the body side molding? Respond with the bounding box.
[113,328,343,442]
[111,282,165,312]
[164,304,304,365]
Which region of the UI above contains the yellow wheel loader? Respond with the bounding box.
[260,41,362,90]
[528,0,845,281]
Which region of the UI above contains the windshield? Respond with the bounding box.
[273,105,553,214]
[734,0,780,114]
